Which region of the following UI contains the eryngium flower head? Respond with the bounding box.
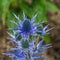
[5,40,51,60]
[11,12,39,39]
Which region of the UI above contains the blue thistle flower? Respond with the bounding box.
[5,39,51,60]
[10,12,39,39]
[5,12,53,60]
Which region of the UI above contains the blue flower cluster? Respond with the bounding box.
[5,12,52,60]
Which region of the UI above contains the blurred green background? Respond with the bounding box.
[0,0,60,26]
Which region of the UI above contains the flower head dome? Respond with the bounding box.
[11,12,39,39]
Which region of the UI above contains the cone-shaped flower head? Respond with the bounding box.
[11,12,38,39]
[4,40,51,60]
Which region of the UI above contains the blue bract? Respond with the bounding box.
[5,50,26,60]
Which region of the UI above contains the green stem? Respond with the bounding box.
[26,50,30,60]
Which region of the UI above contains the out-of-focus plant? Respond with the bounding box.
[0,0,60,25]
[4,12,53,60]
